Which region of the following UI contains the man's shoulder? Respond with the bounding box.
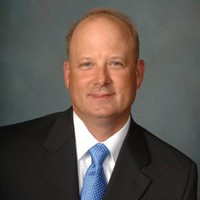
[135,123,195,169]
[131,123,198,198]
[0,109,71,144]
[1,111,60,133]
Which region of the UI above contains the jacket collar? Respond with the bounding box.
[44,107,74,153]
[38,107,80,200]
[104,118,152,200]
[42,109,152,200]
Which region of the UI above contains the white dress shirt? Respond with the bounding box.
[73,111,131,192]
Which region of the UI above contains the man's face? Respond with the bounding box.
[64,17,144,121]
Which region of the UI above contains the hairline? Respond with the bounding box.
[66,9,139,60]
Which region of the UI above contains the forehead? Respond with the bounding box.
[75,15,131,33]
[70,15,134,51]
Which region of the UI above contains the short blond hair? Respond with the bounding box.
[66,8,140,59]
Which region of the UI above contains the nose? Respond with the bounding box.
[94,65,111,86]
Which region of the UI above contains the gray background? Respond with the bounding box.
[1,0,199,196]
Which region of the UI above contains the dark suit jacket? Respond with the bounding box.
[0,107,198,200]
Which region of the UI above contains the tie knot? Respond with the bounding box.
[89,143,110,166]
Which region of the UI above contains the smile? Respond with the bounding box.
[89,93,115,99]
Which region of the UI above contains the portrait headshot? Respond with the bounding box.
[0,0,199,199]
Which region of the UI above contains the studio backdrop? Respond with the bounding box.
[1,0,199,196]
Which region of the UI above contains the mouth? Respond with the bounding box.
[89,93,115,99]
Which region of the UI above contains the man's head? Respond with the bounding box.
[64,8,144,124]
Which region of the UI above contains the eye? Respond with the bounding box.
[112,61,122,65]
[110,61,125,68]
[79,62,93,69]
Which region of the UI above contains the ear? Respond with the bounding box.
[63,61,70,88]
[136,59,145,89]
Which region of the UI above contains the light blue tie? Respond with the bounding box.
[81,143,110,200]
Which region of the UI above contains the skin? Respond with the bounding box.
[64,16,144,141]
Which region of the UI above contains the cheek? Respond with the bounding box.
[69,72,91,94]
[113,72,136,91]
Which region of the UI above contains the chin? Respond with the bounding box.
[92,113,114,119]
[88,108,118,119]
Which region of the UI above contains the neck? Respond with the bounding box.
[75,111,130,142]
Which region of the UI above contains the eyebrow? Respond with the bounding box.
[79,56,92,61]
[110,56,124,59]
[78,55,125,61]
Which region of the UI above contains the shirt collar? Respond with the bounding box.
[73,111,130,162]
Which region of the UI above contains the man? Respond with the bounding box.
[0,8,198,200]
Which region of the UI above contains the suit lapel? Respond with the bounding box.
[37,108,80,200]
[35,109,151,200]
[104,119,152,200]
